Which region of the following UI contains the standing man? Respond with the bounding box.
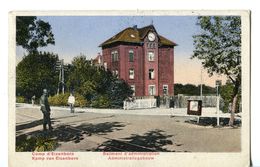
[31,95,36,106]
[68,93,75,113]
[40,89,52,131]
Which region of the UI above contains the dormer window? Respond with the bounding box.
[130,34,135,38]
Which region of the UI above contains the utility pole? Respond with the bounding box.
[56,59,65,95]
[61,59,65,94]
[215,80,222,126]
[200,67,203,100]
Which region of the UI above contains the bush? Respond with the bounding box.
[48,93,70,106]
[16,96,26,103]
[48,93,88,107]
[74,93,88,107]
[220,82,241,113]
[16,135,58,152]
[92,95,111,108]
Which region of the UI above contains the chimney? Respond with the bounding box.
[133,25,137,30]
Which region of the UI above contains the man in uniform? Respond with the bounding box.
[40,89,53,131]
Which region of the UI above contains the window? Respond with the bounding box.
[148,85,156,96]
[148,51,155,61]
[130,85,135,96]
[149,69,155,79]
[129,50,134,62]
[111,51,119,62]
[115,70,119,78]
[163,85,168,95]
[147,43,155,49]
[129,69,134,79]
[112,69,119,77]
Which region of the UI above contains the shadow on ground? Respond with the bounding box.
[185,117,241,126]
[16,121,126,151]
[93,129,174,152]
[16,115,77,132]
[16,119,43,131]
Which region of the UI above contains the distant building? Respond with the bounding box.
[99,25,177,97]
[92,52,103,67]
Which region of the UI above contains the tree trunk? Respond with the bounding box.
[229,80,240,126]
[229,93,238,126]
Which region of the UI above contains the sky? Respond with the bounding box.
[16,16,226,87]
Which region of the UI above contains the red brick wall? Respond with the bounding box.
[102,45,145,96]
[102,43,174,97]
[158,47,174,96]
[143,35,159,96]
[119,45,144,96]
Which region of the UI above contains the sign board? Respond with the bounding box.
[187,100,202,116]
[215,80,222,87]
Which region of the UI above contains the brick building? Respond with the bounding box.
[99,25,177,97]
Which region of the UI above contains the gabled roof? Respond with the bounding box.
[99,25,177,47]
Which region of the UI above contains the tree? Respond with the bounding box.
[220,80,241,113]
[67,54,97,98]
[192,16,241,125]
[107,79,133,108]
[16,52,59,101]
[16,16,55,53]
[174,83,215,96]
[67,54,133,108]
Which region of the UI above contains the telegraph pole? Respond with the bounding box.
[56,59,65,95]
[61,59,65,94]
[200,67,203,100]
[215,80,222,126]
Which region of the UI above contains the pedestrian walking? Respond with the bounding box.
[68,93,75,113]
[40,89,52,131]
[31,95,36,106]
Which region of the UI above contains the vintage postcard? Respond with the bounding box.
[9,10,250,167]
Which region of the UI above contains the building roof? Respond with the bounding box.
[100,25,177,47]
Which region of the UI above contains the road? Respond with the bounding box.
[16,104,241,152]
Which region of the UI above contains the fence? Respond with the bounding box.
[172,94,226,110]
[123,98,157,110]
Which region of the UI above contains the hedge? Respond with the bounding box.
[48,93,87,107]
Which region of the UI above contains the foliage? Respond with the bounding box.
[174,83,215,96]
[220,81,241,113]
[192,16,241,125]
[92,95,111,108]
[16,135,58,152]
[48,93,88,107]
[107,79,133,108]
[192,16,241,79]
[48,93,70,106]
[67,55,133,108]
[67,55,97,97]
[16,16,55,53]
[16,96,26,103]
[74,93,88,107]
[16,52,59,101]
